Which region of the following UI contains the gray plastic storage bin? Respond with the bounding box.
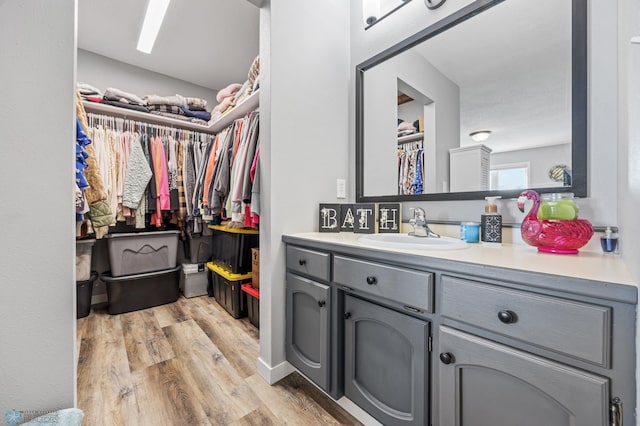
[105,231,179,277]
[76,239,96,281]
[102,266,180,314]
[180,263,208,298]
[187,233,212,263]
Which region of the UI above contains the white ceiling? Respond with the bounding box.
[78,0,260,91]
[413,0,572,153]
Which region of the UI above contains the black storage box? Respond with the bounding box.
[77,271,98,319]
[241,283,260,329]
[209,225,258,274]
[208,263,251,319]
[186,232,213,263]
[102,266,180,315]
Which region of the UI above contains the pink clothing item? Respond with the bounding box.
[152,136,170,211]
[250,145,260,183]
[216,83,242,103]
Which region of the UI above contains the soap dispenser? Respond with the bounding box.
[600,226,618,253]
[481,196,502,245]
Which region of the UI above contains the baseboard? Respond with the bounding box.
[256,357,295,384]
[337,397,383,426]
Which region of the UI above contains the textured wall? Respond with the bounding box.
[0,0,77,414]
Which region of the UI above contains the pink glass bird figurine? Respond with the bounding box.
[517,190,593,254]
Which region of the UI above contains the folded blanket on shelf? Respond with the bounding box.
[101,99,150,113]
[149,111,207,125]
[216,83,242,103]
[183,106,211,121]
[103,87,146,105]
[144,94,186,107]
[82,95,103,103]
[184,96,208,110]
[77,82,103,97]
[233,79,252,105]
[212,96,235,114]
[148,104,185,115]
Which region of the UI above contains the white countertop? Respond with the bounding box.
[283,232,638,288]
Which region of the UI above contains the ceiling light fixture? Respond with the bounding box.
[469,130,492,143]
[136,0,171,54]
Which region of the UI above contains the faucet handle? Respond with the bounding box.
[411,207,426,221]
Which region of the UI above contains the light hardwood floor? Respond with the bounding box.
[77,296,361,426]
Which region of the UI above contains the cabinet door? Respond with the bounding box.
[344,295,429,426]
[438,326,610,426]
[286,273,331,391]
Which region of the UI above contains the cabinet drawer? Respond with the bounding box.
[440,275,611,367]
[286,246,331,282]
[334,256,433,313]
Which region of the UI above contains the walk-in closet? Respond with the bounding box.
[73,1,350,423]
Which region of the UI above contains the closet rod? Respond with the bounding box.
[86,112,214,142]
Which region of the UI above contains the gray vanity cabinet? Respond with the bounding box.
[285,273,331,391]
[283,236,636,426]
[438,326,610,426]
[344,294,429,426]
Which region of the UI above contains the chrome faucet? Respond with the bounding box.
[409,207,440,238]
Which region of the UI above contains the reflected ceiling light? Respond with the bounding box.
[363,0,381,26]
[469,130,492,143]
[137,0,171,54]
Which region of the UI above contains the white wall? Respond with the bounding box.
[618,0,640,281]
[257,0,350,382]
[350,0,620,230]
[491,144,572,188]
[618,0,640,414]
[363,49,459,196]
[77,49,218,109]
[0,0,76,414]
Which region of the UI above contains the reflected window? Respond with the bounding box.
[490,163,529,191]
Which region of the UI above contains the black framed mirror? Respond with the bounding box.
[356,0,587,202]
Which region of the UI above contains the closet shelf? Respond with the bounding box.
[397,132,424,144]
[209,90,259,133]
[81,89,259,134]
[82,101,214,133]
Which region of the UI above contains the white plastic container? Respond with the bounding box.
[105,231,179,277]
[76,239,96,281]
[180,263,208,298]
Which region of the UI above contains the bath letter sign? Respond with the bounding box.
[319,204,341,233]
[340,204,355,232]
[378,203,401,233]
[354,203,375,234]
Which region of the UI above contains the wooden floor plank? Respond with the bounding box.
[78,296,358,426]
[163,320,262,424]
[77,310,140,426]
[245,374,360,426]
[120,309,175,372]
[228,405,281,426]
[186,296,260,378]
[132,358,211,426]
[153,298,191,328]
[277,373,364,426]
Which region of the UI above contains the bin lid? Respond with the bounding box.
[206,262,252,281]
[182,263,206,274]
[241,283,260,299]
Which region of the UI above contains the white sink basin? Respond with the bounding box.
[358,233,469,250]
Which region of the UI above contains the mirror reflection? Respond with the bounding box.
[357,0,586,202]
